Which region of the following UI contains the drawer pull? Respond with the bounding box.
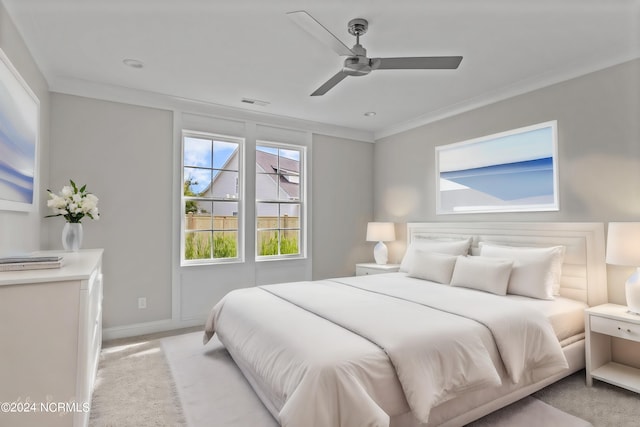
[617,326,632,333]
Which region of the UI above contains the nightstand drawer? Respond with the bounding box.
[355,263,400,276]
[356,266,382,276]
[591,316,640,343]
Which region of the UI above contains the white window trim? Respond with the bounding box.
[181,130,245,266]
[255,140,307,262]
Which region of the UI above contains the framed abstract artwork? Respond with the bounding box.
[436,121,559,214]
[0,48,40,212]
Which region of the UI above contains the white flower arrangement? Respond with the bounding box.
[46,180,100,223]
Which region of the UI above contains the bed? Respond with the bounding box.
[203,222,608,427]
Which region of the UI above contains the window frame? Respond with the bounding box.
[181,130,245,266]
[255,140,306,261]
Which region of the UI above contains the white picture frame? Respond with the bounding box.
[0,48,40,212]
[436,121,559,214]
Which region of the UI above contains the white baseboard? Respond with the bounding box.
[102,316,206,341]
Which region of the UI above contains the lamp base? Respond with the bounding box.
[373,241,388,265]
[626,267,640,315]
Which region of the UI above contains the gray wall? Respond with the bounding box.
[374,58,640,304]
[312,134,374,279]
[49,94,174,328]
[0,2,50,256]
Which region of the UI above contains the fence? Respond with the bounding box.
[184,214,300,259]
[185,213,300,230]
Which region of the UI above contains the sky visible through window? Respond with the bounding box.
[184,136,237,194]
[257,145,300,162]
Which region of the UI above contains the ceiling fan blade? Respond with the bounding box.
[372,56,463,70]
[311,71,349,96]
[287,11,354,57]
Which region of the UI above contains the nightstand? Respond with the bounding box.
[585,303,640,393]
[355,263,400,276]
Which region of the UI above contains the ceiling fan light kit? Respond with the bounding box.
[287,11,463,96]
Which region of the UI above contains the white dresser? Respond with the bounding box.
[0,249,103,427]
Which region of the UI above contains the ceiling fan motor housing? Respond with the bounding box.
[343,56,371,76]
[343,42,371,76]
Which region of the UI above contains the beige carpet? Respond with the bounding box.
[466,396,591,427]
[533,369,640,427]
[161,331,594,427]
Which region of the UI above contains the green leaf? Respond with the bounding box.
[80,184,87,193]
[70,179,78,193]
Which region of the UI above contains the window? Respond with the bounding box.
[182,131,243,264]
[256,142,305,259]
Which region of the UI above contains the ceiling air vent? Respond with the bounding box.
[241,98,270,107]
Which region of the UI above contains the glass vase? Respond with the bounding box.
[62,222,83,252]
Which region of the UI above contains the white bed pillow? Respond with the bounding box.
[479,244,565,300]
[407,250,458,284]
[399,238,472,273]
[449,256,513,295]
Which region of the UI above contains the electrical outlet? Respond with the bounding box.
[138,297,147,309]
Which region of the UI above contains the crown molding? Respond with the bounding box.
[49,76,375,143]
[374,53,640,141]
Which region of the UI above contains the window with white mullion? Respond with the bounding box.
[256,142,304,259]
[182,131,243,264]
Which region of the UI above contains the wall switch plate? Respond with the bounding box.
[138,297,147,309]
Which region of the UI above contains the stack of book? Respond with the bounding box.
[0,256,64,272]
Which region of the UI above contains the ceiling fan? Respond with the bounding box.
[287,11,463,96]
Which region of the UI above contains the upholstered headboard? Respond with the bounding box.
[406,222,608,306]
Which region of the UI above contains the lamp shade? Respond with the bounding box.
[606,222,640,266]
[366,222,395,242]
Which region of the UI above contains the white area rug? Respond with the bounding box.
[90,338,186,427]
[162,332,278,427]
[162,331,592,427]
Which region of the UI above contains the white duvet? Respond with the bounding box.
[204,274,568,427]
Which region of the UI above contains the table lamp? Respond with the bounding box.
[366,222,395,265]
[606,222,640,314]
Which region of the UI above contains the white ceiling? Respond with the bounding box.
[3,0,640,139]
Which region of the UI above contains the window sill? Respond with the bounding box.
[255,254,307,263]
[181,258,243,267]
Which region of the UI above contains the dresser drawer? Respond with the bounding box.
[591,315,640,343]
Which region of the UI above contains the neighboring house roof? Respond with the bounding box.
[255,149,300,199]
[196,148,300,199]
